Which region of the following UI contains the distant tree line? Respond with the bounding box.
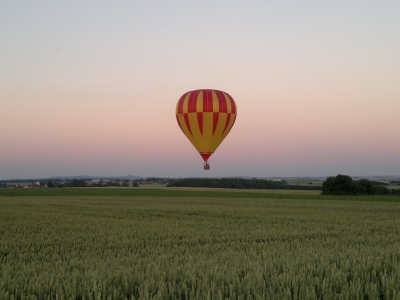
[322,174,400,195]
[167,178,322,190]
[137,177,165,182]
[45,179,139,188]
[69,179,86,187]
[0,178,63,184]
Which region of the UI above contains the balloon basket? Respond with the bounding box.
[204,162,210,170]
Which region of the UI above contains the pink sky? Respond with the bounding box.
[1,1,399,179]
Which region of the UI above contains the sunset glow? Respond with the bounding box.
[1,1,399,179]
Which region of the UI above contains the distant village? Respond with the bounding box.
[0,178,169,189]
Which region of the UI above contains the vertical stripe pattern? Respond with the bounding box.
[176,89,237,161]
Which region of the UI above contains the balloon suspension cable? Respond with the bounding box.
[204,161,210,170]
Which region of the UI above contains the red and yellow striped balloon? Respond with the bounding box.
[176,89,237,169]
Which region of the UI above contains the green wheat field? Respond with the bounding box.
[1,188,400,299]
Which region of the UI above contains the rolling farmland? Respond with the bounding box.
[1,189,400,299]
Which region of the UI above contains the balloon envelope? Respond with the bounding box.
[176,89,237,164]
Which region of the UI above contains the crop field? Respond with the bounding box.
[1,189,400,299]
[386,184,400,190]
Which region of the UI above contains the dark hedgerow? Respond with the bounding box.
[167,178,322,190]
[322,174,398,195]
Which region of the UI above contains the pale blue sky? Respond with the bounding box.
[1,1,399,179]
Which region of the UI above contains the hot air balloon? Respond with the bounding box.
[176,89,237,170]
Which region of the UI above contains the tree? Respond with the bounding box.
[322,175,391,195]
[70,179,85,187]
[374,186,391,195]
[354,179,375,195]
[322,174,354,195]
[47,180,54,188]
[132,181,139,187]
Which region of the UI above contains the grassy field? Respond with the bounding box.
[1,187,400,202]
[387,183,400,190]
[1,189,400,299]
